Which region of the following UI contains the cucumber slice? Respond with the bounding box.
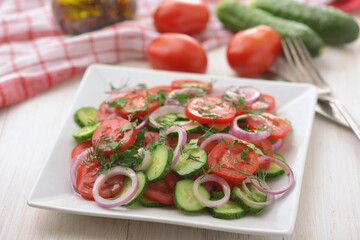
[74,107,98,127]
[122,172,148,206]
[138,195,166,207]
[156,113,178,126]
[263,153,286,178]
[232,184,268,214]
[208,200,246,220]
[145,145,173,182]
[72,122,101,141]
[172,145,207,179]
[174,179,210,212]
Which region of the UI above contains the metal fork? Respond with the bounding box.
[282,38,360,142]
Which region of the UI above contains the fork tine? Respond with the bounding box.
[281,39,310,83]
[292,39,330,92]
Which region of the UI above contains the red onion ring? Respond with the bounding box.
[271,139,284,151]
[70,147,93,191]
[193,174,231,208]
[93,166,139,208]
[224,86,261,105]
[136,117,149,132]
[165,87,205,105]
[166,126,187,169]
[230,114,271,141]
[235,179,275,206]
[149,105,192,128]
[199,133,237,151]
[250,156,295,195]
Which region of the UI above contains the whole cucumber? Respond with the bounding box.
[249,0,359,45]
[216,0,324,57]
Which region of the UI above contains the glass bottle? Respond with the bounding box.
[52,0,136,35]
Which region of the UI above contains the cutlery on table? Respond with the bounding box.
[281,38,360,141]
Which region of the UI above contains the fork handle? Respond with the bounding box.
[319,95,360,141]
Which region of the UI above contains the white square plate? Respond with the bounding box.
[28,65,317,236]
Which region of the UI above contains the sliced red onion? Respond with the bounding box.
[136,117,149,131]
[271,139,284,151]
[230,114,271,141]
[224,86,261,105]
[93,166,139,208]
[199,133,237,151]
[250,156,295,195]
[165,87,205,105]
[193,174,231,208]
[166,126,187,169]
[149,105,191,128]
[70,147,93,191]
[235,179,275,206]
[135,148,151,171]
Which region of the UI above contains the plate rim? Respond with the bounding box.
[28,64,318,237]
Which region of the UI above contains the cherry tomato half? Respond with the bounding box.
[207,140,258,185]
[71,140,93,162]
[114,90,160,119]
[76,161,124,200]
[184,97,236,124]
[147,33,207,73]
[91,118,137,154]
[226,25,282,77]
[154,0,209,35]
[246,112,291,139]
[170,79,212,93]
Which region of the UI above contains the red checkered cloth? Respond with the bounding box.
[0,0,355,108]
[0,0,234,108]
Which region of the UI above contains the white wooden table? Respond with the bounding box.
[1,10,360,239]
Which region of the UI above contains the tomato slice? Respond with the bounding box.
[144,131,159,147]
[248,139,274,170]
[249,94,276,112]
[187,132,205,146]
[71,140,93,162]
[163,171,181,191]
[91,118,137,155]
[76,161,124,200]
[148,85,172,93]
[184,97,236,124]
[143,178,174,205]
[96,101,115,122]
[114,90,160,119]
[171,79,212,92]
[246,112,291,139]
[207,140,258,184]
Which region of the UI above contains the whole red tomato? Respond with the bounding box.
[147,33,207,73]
[154,0,209,34]
[226,25,282,77]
